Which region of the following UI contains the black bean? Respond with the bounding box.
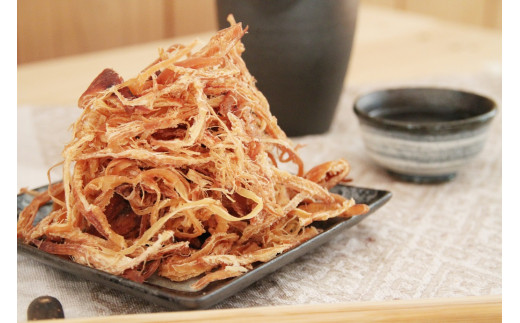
[27,296,64,320]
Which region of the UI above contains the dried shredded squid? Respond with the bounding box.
[17,17,368,289]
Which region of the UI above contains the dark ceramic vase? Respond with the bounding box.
[217,0,359,137]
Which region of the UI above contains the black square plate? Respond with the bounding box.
[18,184,391,310]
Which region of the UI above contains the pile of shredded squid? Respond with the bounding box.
[17,18,368,289]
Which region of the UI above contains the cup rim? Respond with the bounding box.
[353,87,497,133]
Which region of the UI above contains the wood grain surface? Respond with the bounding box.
[17,4,501,107]
[17,0,500,64]
[29,295,501,323]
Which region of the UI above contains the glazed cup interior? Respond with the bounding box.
[354,87,497,134]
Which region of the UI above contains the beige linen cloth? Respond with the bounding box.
[17,70,501,320]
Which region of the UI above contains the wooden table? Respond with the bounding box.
[17,4,502,322]
[17,4,501,107]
